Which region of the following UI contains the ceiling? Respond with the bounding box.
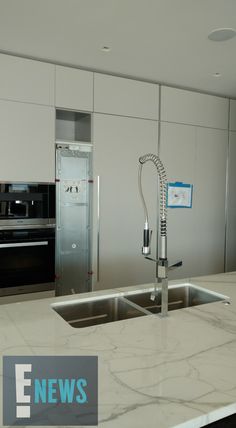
[0,0,236,97]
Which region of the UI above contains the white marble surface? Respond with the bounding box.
[1,272,236,428]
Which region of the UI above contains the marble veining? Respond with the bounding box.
[0,272,236,427]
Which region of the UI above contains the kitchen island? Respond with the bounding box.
[0,272,236,428]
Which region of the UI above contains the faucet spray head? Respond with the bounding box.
[142,221,152,255]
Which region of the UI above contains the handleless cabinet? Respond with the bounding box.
[55,66,93,111]
[160,122,227,279]
[230,99,236,131]
[0,100,55,183]
[161,86,228,129]
[0,53,54,105]
[93,113,158,290]
[94,73,159,119]
[226,131,236,271]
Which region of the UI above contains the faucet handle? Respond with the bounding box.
[168,260,183,271]
[145,254,157,263]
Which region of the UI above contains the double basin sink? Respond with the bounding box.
[52,283,229,329]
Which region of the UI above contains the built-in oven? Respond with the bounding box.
[0,228,55,296]
[0,183,56,296]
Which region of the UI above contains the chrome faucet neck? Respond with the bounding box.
[139,153,182,316]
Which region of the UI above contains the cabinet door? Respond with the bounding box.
[94,73,159,119]
[0,100,55,182]
[55,66,93,111]
[160,122,227,279]
[226,131,236,271]
[230,100,236,131]
[93,114,158,290]
[194,127,227,275]
[161,86,228,129]
[0,53,54,105]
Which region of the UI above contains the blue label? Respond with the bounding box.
[167,182,193,208]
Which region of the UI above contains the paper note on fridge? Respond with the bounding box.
[167,182,193,208]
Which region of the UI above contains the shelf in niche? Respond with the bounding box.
[56,109,91,143]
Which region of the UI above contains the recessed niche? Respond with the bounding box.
[56,110,91,143]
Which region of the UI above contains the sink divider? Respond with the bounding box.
[120,296,152,315]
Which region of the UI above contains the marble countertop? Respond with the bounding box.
[1,272,236,428]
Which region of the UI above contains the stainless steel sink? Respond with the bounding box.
[52,284,229,328]
[124,284,228,314]
[52,296,148,328]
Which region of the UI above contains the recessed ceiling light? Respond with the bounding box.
[101,46,111,52]
[208,28,236,41]
[212,72,222,77]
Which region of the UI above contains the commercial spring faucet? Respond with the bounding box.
[138,153,182,317]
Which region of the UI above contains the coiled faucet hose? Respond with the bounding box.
[139,153,167,237]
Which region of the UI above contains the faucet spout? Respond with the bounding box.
[138,153,183,317]
[138,153,168,260]
[138,153,168,316]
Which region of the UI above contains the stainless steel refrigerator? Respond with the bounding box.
[55,143,93,296]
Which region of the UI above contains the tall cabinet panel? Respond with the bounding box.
[159,122,196,278]
[0,100,55,182]
[229,100,236,131]
[226,104,236,272]
[160,122,227,279]
[160,86,229,279]
[93,114,158,290]
[194,127,227,275]
[225,100,236,271]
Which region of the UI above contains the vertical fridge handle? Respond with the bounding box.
[97,175,100,282]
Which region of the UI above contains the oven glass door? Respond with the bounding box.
[0,229,55,288]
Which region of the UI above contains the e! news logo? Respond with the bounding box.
[3,356,98,426]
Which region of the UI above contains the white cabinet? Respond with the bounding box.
[161,86,228,129]
[193,127,227,275]
[94,73,159,119]
[226,131,236,271]
[160,122,227,279]
[0,100,55,183]
[93,114,158,290]
[230,99,236,131]
[0,53,54,105]
[55,66,93,111]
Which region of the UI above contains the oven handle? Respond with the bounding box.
[0,241,48,248]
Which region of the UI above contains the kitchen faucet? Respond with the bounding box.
[138,153,182,317]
